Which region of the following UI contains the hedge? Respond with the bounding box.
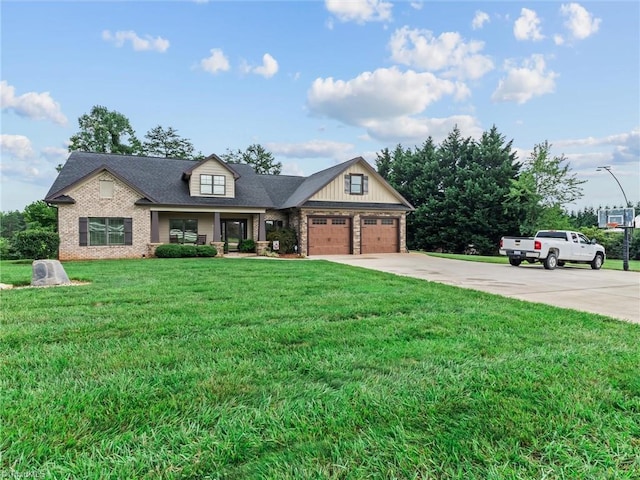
[155,244,217,258]
[12,230,60,260]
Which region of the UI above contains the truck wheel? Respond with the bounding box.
[590,253,603,270]
[544,252,558,270]
[509,258,521,267]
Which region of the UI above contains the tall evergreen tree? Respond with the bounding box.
[377,126,521,254]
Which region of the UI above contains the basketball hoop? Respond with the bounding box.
[606,222,620,229]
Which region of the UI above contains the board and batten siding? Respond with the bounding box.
[310,164,400,204]
[189,161,236,198]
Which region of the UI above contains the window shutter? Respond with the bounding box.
[344,175,350,194]
[124,218,133,245]
[79,217,88,246]
[363,175,369,194]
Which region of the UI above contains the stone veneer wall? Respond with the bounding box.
[295,208,407,255]
[57,172,151,260]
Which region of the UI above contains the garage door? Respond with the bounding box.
[361,218,399,254]
[308,217,351,255]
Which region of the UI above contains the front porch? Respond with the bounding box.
[148,209,272,257]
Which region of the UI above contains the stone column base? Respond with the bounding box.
[256,241,270,256]
[147,243,162,257]
[211,241,225,257]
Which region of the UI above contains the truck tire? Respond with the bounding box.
[543,252,558,270]
[590,253,604,270]
[509,258,521,267]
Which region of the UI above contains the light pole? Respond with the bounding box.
[597,166,631,271]
[597,166,630,207]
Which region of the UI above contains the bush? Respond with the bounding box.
[266,227,298,254]
[12,230,60,260]
[155,244,217,258]
[196,245,217,257]
[238,239,256,253]
[0,237,10,259]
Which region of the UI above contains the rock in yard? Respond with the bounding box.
[32,259,71,287]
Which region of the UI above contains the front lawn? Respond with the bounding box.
[1,258,639,479]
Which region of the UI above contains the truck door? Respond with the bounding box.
[577,233,595,259]
[568,232,582,260]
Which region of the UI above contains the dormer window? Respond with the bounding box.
[201,174,225,195]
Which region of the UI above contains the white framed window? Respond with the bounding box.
[201,174,226,195]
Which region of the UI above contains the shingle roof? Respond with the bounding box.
[45,151,413,210]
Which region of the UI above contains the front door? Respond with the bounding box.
[222,220,246,252]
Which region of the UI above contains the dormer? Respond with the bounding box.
[182,154,240,199]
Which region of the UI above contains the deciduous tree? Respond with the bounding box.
[221,144,282,175]
[68,105,143,156]
[143,125,202,160]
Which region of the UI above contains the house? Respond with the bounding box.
[45,151,414,260]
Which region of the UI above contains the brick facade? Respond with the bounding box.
[57,172,150,260]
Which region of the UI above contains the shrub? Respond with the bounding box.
[196,245,217,257]
[155,244,216,258]
[266,227,298,254]
[0,237,10,259]
[238,239,256,253]
[12,230,60,260]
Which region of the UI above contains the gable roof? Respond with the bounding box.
[45,151,413,210]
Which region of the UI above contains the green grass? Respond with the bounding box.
[2,258,639,479]
[424,252,640,271]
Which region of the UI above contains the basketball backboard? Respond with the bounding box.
[597,207,635,228]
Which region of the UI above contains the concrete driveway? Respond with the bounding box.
[311,252,640,324]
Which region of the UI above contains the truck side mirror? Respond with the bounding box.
[591,238,597,244]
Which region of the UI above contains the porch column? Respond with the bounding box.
[213,212,221,242]
[258,213,266,241]
[151,211,160,243]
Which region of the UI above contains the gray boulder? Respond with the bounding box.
[32,260,71,287]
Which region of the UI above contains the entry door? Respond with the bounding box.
[222,220,246,251]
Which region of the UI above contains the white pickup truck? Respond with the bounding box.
[499,230,606,270]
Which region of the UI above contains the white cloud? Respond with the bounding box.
[555,129,640,166]
[514,8,544,41]
[200,49,230,74]
[0,134,36,160]
[325,0,392,24]
[102,30,169,52]
[491,55,558,104]
[247,53,279,78]
[363,115,483,144]
[0,135,64,187]
[0,81,67,125]
[267,140,355,159]
[410,2,423,11]
[388,27,494,80]
[554,34,565,46]
[281,162,306,177]
[560,3,601,40]
[472,11,490,30]
[307,67,467,125]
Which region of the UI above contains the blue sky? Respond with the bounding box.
[1,0,638,213]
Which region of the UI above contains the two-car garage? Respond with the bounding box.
[307,216,400,255]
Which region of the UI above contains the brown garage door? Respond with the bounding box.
[308,217,351,255]
[361,218,399,254]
